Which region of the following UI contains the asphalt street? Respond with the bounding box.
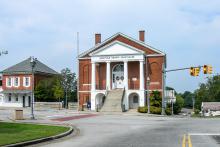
[40,114,220,147]
[1,108,220,147]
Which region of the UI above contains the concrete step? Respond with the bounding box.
[101,89,124,112]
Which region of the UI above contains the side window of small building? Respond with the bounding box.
[6,77,13,87]
[14,77,20,87]
[23,77,31,87]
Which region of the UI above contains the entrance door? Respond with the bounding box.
[112,64,124,89]
[28,96,31,107]
[22,96,25,107]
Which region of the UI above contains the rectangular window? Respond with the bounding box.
[14,77,20,87]
[7,77,12,87]
[23,77,30,87]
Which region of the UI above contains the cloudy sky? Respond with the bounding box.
[0,0,219,93]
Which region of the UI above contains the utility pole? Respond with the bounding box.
[30,56,37,119]
[147,77,150,114]
[77,32,80,111]
[161,63,166,115]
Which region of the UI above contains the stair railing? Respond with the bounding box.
[105,86,109,97]
[121,87,126,112]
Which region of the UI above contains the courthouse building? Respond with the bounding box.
[78,31,166,111]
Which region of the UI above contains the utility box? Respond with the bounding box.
[14,109,24,120]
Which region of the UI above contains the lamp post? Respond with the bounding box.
[147,77,150,114]
[0,50,8,56]
[30,56,37,119]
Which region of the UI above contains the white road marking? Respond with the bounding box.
[189,133,220,136]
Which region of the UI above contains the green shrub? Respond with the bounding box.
[137,106,148,113]
[194,109,200,114]
[150,106,162,114]
[165,107,172,115]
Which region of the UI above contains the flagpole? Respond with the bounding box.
[77,32,80,111]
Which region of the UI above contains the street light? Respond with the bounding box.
[30,56,37,119]
[0,50,8,56]
[147,77,150,114]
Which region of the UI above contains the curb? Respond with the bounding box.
[3,125,74,147]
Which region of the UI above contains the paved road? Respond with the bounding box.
[1,108,220,147]
[40,114,220,147]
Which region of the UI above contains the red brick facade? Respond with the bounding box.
[2,74,53,91]
[78,32,166,108]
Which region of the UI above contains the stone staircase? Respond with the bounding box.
[101,89,124,112]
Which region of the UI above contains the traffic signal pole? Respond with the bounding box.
[162,65,204,115]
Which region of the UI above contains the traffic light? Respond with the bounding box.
[203,65,208,74]
[190,67,194,76]
[194,67,200,76]
[208,65,213,74]
[203,65,213,74]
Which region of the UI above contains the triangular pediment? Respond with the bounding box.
[90,41,144,56]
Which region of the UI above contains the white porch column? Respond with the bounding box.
[91,62,96,91]
[139,60,144,90]
[124,61,128,90]
[139,60,145,107]
[106,61,111,90]
[91,62,96,111]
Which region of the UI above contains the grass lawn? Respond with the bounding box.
[0,122,69,146]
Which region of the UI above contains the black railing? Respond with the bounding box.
[121,87,126,112]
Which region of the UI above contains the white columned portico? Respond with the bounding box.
[106,61,111,90]
[139,60,145,106]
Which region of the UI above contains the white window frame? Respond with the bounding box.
[23,77,31,87]
[6,77,13,87]
[14,77,20,87]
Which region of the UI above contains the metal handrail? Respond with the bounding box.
[121,87,126,112]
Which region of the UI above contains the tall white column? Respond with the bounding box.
[139,60,145,107]
[124,61,128,90]
[139,60,144,90]
[91,62,96,91]
[106,61,111,90]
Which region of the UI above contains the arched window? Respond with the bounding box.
[150,62,160,81]
[83,65,89,84]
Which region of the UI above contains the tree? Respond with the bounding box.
[150,91,162,107]
[53,77,64,109]
[194,75,220,110]
[35,77,58,102]
[173,94,184,114]
[61,68,77,107]
[180,91,194,108]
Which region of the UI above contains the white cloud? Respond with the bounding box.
[0,0,219,92]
